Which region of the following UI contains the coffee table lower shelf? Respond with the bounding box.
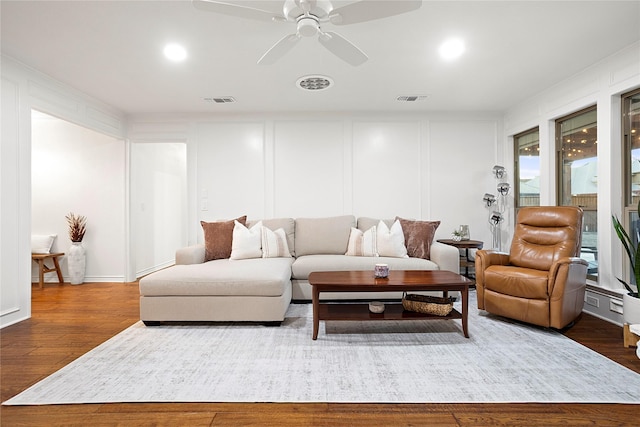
[318,303,462,321]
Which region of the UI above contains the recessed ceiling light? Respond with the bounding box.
[164,43,187,62]
[439,38,465,60]
[296,75,333,91]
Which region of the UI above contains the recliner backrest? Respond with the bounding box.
[509,206,583,271]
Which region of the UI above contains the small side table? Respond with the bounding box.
[624,323,639,348]
[31,252,65,289]
[436,239,484,279]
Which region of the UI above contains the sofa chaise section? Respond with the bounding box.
[139,257,293,324]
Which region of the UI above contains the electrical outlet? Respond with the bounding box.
[585,296,599,308]
[201,199,208,211]
[610,299,623,315]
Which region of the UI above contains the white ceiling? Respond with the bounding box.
[2,1,639,115]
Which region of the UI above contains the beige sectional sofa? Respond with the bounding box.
[139,215,460,325]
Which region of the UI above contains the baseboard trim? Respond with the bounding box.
[32,275,127,283]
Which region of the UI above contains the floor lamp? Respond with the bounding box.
[483,165,510,251]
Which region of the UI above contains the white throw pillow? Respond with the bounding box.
[262,227,292,258]
[31,234,56,254]
[345,226,378,257]
[376,220,408,258]
[230,221,262,260]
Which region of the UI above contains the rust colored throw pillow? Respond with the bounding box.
[201,216,247,261]
[396,217,440,260]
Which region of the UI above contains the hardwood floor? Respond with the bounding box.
[1,282,639,426]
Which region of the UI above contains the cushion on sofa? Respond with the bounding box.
[345,226,378,256]
[357,217,394,232]
[140,257,293,297]
[230,220,262,260]
[396,217,440,260]
[201,215,247,261]
[376,220,408,258]
[248,217,295,256]
[292,254,438,280]
[294,215,355,256]
[261,226,292,258]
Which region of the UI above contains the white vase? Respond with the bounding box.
[623,292,640,325]
[68,242,86,285]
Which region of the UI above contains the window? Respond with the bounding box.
[556,106,598,280]
[514,128,540,209]
[622,88,640,288]
[623,88,640,208]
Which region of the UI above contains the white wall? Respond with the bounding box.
[131,142,187,277]
[504,41,640,323]
[130,112,503,248]
[1,66,31,328]
[31,112,126,282]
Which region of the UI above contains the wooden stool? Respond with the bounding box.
[624,323,640,348]
[31,252,65,289]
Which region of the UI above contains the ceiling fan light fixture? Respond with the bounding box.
[297,16,319,37]
[296,75,333,91]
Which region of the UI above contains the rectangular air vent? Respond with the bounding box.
[396,95,428,102]
[202,97,236,104]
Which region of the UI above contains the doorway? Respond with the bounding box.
[130,142,187,278]
[31,110,126,282]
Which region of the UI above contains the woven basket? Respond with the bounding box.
[402,293,456,316]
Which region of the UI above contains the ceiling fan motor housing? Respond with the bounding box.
[284,0,333,21]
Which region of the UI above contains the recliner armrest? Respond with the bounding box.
[475,249,510,309]
[475,249,510,268]
[548,256,588,296]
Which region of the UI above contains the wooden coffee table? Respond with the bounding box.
[308,270,471,340]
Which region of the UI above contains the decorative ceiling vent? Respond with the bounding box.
[202,97,236,104]
[296,75,333,91]
[396,95,428,102]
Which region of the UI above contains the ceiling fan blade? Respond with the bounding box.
[192,0,280,23]
[329,0,422,25]
[318,31,368,66]
[257,33,301,65]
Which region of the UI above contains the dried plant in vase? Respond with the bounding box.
[66,212,87,243]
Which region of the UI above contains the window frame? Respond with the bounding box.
[623,87,640,208]
[555,105,598,281]
[513,127,540,211]
[554,105,597,206]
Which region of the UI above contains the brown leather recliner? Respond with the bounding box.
[475,206,588,329]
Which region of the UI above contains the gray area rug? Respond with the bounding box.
[5,292,640,405]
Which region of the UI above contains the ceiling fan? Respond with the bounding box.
[192,0,422,66]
